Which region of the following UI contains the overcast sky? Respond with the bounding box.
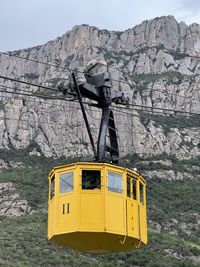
[1,0,200,52]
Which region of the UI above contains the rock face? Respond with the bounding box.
[0,15,200,159]
[0,182,32,218]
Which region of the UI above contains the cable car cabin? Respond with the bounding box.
[48,162,147,254]
[48,68,148,253]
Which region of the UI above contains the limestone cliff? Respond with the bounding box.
[0,15,200,159]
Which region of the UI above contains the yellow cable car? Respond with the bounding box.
[48,162,147,254]
[48,66,148,253]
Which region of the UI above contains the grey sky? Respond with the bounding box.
[0,0,200,52]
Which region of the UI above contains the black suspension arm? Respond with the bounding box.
[72,73,97,160]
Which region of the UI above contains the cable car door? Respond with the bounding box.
[126,176,139,239]
[139,181,147,244]
[105,169,125,234]
[48,174,56,238]
[79,168,104,231]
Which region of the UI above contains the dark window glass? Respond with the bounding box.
[82,170,101,190]
[50,175,55,199]
[59,172,74,193]
[127,177,131,198]
[132,179,137,200]
[140,182,144,204]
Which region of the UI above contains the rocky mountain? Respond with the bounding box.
[0,15,200,160]
[0,15,200,267]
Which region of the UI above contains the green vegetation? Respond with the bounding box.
[0,214,98,267]
[147,177,200,228]
[0,212,198,267]
[132,71,185,84]
[0,100,5,110]
[44,77,65,88]
[132,71,189,93]
[124,153,200,175]
[98,44,190,68]
[98,231,198,267]
[139,112,200,135]
[0,150,199,266]
[32,77,68,97]
[24,73,39,80]
[167,50,188,60]
[35,89,61,98]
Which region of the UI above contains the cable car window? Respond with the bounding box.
[127,177,131,197]
[82,170,101,190]
[132,179,137,200]
[108,172,123,193]
[59,172,74,193]
[140,182,144,204]
[50,175,55,199]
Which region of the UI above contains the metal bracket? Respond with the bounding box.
[58,66,129,165]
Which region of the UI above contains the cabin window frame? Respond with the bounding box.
[126,175,137,200]
[139,181,145,205]
[81,170,101,190]
[59,171,74,194]
[127,176,131,198]
[50,175,55,200]
[132,178,137,200]
[107,171,123,194]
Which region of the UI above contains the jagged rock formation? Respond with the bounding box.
[0,182,32,218]
[0,15,200,159]
[0,161,32,218]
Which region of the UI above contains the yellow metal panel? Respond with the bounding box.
[105,194,125,234]
[139,204,147,244]
[126,199,139,239]
[80,193,104,230]
[132,200,139,239]
[138,179,147,244]
[48,172,57,239]
[126,199,133,236]
[48,198,58,238]
[50,232,142,253]
[57,194,77,232]
[48,198,55,239]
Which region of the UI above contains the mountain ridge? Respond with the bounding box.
[6,15,199,54]
[0,15,200,159]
